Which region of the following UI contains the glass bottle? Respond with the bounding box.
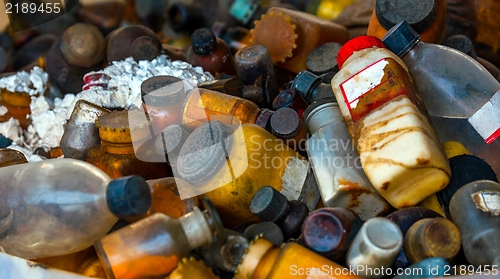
[367,0,446,44]
[181,88,274,132]
[250,185,309,240]
[301,207,363,260]
[272,88,308,119]
[174,121,318,227]
[382,21,500,176]
[269,107,307,152]
[235,44,279,108]
[292,70,335,104]
[0,148,28,167]
[449,180,500,267]
[234,237,364,279]
[0,158,151,259]
[187,28,237,78]
[124,177,198,224]
[331,35,451,208]
[197,229,249,272]
[385,207,442,270]
[94,197,225,279]
[168,257,220,279]
[250,7,349,74]
[86,110,171,180]
[304,98,391,220]
[141,75,186,134]
[404,218,461,263]
[346,217,403,279]
[60,100,111,161]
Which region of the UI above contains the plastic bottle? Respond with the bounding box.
[0,158,151,259]
[303,98,391,220]
[174,121,318,227]
[367,0,446,43]
[301,207,363,260]
[94,198,225,279]
[140,76,186,134]
[250,7,349,74]
[331,35,450,208]
[234,237,364,279]
[181,88,274,131]
[60,100,111,161]
[449,180,500,267]
[187,28,237,78]
[250,185,309,240]
[346,217,403,279]
[86,110,171,180]
[382,21,500,176]
[404,218,461,263]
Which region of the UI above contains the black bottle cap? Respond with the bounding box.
[278,200,309,240]
[177,121,233,185]
[291,70,322,102]
[437,154,497,209]
[191,28,218,55]
[250,186,289,222]
[442,35,477,59]
[270,107,301,139]
[382,21,420,57]
[131,36,161,62]
[306,42,342,75]
[375,0,438,33]
[106,175,152,218]
[243,222,284,247]
[0,133,13,148]
[141,76,184,107]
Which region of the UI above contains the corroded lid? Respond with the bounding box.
[96,110,151,143]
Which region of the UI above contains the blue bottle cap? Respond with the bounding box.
[382,21,420,57]
[106,175,152,218]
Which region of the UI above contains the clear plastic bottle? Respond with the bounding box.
[382,21,500,176]
[0,158,151,259]
[331,35,450,208]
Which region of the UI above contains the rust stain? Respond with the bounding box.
[381,181,390,191]
[416,158,430,165]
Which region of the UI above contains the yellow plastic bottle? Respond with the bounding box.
[331,36,450,208]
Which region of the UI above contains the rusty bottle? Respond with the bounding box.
[250,7,349,74]
[187,28,237,78]
[331,36,450,208]
[86,110,171,180]
[94,198,225,279]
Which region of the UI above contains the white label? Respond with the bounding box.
[468,90,500,144]
[472,190,500,216]
[340,59,388,110]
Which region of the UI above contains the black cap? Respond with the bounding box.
[177,121,233,185]
[0,133,13,148]
[270,107,301,139]
[243,222,284,247]
[442,35,477,59]
[306,42,342,75]
[106,175,152,218]
[250,186,289,222]
[291,70,322,102]
[382,21,420,57]
[191,28,218,55]
[376,0,437,33]
[132,36,161,62]
[141,76,184,107]
[437,154,497,209]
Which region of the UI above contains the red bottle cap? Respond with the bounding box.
[337,36,386,69]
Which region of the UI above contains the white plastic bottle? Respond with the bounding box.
[0,158,151,259]
[331,36,450,208]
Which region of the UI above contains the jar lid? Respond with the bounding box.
[250,10,298,63]
[177,121,233,185]
[106,175,152,219]
[270,107,301,139]
[250,186,289,222]
[306,42,342,75]
[191,28,217,55]
[131,36,161,61]
[96,110,151,143]
[375,0,438,34]
[141,76,184,107]
[337,35,386,69]
[382,21,420,57]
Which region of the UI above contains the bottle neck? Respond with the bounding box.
[400,38,422,58]
[179,207,214,250]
